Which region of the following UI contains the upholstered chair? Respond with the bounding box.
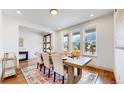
[51,54,67,84]
[36,52,44,71]
[42,53,53,78]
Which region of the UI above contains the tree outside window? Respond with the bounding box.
[84,28,96,56]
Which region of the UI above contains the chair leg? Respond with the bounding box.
[62,76,64,84]
[40,64,43,71]
[44,66,46,74]
[37,63,39,69]
[48,68,50,78]
[54,72,56,82]
[52,67,54,70]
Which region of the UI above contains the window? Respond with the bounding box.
[64,34,69,51]
[83,28,97,56]
[72,32,80,50]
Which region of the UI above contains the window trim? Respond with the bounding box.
[83,26,97,57]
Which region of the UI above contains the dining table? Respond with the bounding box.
[62,56,92,84]
[47,52,92,84]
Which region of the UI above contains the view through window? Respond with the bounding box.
[72,32,80,50]
[84,28,96,56]
[64,34,69,51]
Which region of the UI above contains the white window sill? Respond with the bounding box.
[83,54,97,58]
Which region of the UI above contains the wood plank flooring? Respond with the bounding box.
[0,58,116,84]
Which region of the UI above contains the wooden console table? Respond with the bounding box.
[1,53,17,81]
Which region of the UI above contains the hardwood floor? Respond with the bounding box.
[0,59,116,84]
[83,66,116,84]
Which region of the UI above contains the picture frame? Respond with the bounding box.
[19,37,24,47]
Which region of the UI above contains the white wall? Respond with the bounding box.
[0,10,3,79]
[55,14,114,71]
[0,10,4,57]
[3,15,19,59]
[19,27,43,59]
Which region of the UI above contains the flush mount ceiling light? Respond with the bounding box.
[50,9,58,16]
[16,10,22,14]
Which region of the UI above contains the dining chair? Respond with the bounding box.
[51,54,67,84]
[36,52,44,71]
[42,52,53,78]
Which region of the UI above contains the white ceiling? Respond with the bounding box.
[19,25,49,35]
[3,9,113,31]
[19,25,43,33]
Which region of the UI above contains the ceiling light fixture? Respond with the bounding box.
[16,10,22,14]
[90,14,94,17]
[50,9,58,16]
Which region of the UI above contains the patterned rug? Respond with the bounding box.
[21,65,98,84]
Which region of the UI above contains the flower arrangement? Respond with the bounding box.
[71,49,80,58]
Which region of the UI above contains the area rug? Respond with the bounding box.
[21,65,98,84]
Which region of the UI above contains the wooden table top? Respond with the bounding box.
[63,56,92,68]
[49,53,92,68]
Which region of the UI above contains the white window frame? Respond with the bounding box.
[83,26,97,57]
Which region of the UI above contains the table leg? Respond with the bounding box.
[77,68,80,75]
[67,65,75,84]
[74,68,82,84]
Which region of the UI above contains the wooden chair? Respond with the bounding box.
[51,54,67,84]
[42,53,53,78]
[36,52,44,71]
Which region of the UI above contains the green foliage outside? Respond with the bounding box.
[64,42,68,50]
[85,39,96,54]
[73,42,80,50]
